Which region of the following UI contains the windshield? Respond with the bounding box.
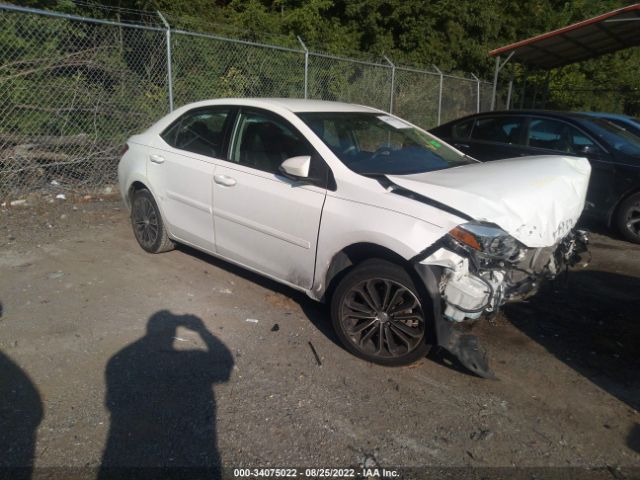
[586,118,640,156]
[297,112,474,175]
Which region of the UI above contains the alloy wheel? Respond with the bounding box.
[624,200,640,240]
[339,278,426,359]
[132,196,159,249]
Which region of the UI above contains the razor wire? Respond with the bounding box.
[0,3,494,200]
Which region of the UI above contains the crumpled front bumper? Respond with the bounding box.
[413,229,589,378]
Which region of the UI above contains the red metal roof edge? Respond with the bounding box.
[489,3,640,57]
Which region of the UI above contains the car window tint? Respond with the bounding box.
[160,120,181,147]
[231,111,311,173]
[452,119,473,139]
[470,117,524,144]
[162,108,230,157]
[527,118,596,154]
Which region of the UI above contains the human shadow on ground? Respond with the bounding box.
[98,310,233,479]
[505,270,640,412]
[0,349,43,480]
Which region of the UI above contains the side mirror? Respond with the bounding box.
[279,155,311,179]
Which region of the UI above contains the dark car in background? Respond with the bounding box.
[430,111,640,243]
[581,112,640,137]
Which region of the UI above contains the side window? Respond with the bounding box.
[452,119,473,139]
[527,118,598,154]
[470,117,524,144]
[161,108,230,157]
[231,111,311,173]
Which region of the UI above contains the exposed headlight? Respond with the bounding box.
[448,222,523,261]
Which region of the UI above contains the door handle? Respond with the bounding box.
[454,143,470,149]
[150,154,165,164]
[214,174,237,187]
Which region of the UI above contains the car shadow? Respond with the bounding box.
[0,348,43,480]
[98,310,233,479]
[504,270,640,412]
[178,245,493,377]
[176,245,341,347]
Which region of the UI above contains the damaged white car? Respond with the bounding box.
[118,98,590,377]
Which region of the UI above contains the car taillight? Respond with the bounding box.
[120,143,129,157]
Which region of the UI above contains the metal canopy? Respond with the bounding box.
[489,3,640,69]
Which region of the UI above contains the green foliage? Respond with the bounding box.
[8,0,640,116]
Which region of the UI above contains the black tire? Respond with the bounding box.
[330,259,431,366]
[130,188,174,253]
[614,192,640,244]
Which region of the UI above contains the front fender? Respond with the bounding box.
[310,195,449,300]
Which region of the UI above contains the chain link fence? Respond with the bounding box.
[307,53,393,112]
[0,3,496,201]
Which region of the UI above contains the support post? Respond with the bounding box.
[490,56,500,111]
[490,51,514,111]
[541,69,551,109]
[433,65,443,125]
[470,73,480,113]
[297,36,309,99]
[157,11,173,112]
[383,55,395,113]
[506,77,513,110]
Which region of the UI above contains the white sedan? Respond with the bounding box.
[118,98,590,377]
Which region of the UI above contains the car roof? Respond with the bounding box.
[178,97,382,114]
[579,112,634,121]
[437,109,600,125]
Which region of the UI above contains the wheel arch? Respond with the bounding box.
[607,185,640,228]
[128,180,148,204]
[322,242,419,303]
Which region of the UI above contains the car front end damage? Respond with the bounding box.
[413,223,589,378]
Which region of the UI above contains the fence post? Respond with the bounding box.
[383,55,395,114]
[297,36,309,99]
[470,73,480,113]
[433,65,443,125]
[157,11,173,112]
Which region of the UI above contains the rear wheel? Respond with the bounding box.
[330,259,431,366]
[130,189,174,253]
[615,192,640,244]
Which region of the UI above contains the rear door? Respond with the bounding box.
[212,108,328,289]
[148,106,235,252]
[448,115,527,161]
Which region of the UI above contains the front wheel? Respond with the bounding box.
[330,259,431,366]
[614,192,640,244]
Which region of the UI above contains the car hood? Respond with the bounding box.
[387,155,591,248]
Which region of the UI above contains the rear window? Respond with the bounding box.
[161,107,231,157]
[452,119,473,139]
[470,117,524,144]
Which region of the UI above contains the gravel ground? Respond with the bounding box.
[1,197,639,478]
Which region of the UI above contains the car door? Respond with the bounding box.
[148,106,235,252]
[521,116,616,217]
[212,108,328,289]
[451,115,527,161]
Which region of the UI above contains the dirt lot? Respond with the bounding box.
[1,197,639,478]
